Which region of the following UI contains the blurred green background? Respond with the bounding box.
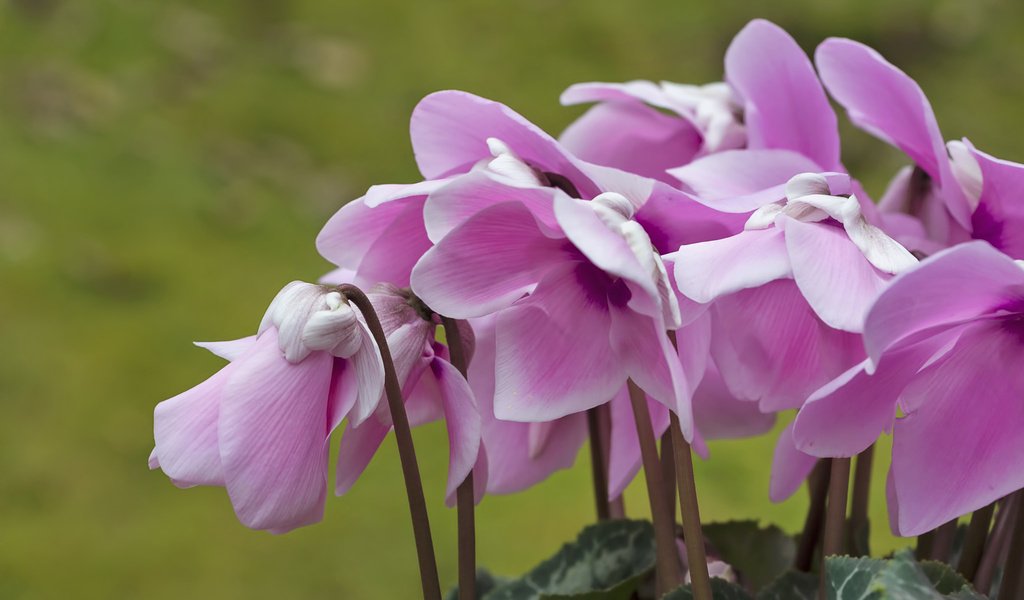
[2,0,1023,597]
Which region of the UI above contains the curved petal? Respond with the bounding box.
[710,280,865,412]
[891,322,1024,535]
[363,178,450,209]
[692,362,775,441]
[560,80,673,109]
[769,422,818,502]
[493,264,624,421]
[668,149,820,213]
[969,143,1024,259]
[670,228,792,304]
[863,241,1024,362]
[431,358,482,499]
[411,90,598,197]
[335,415,391,496]
[559,101,702,183]
[194,336,258,362]
[783,218,891,333]
[726,20,840,170]
[635,184,747,254]
[815,38,970,227]
[218,332,334,532]
[411,201,566,318]
[348,319,386,426]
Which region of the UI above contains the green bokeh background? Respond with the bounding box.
[2,1,1022,598]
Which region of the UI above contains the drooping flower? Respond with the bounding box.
[150,281,384,533]
[815,37,1024,258]
[328,282,485,504]
[793,242,1024,535]
[561,19,842,185]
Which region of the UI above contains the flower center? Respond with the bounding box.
[660,81,746,152]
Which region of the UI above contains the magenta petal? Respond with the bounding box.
[769,422,818,502]
[783,218,890,333]
[152,364,234,487]
[218,332,334,532]
[692,362,775,441]
[560,81,671,108]
[815,38,970,227]
[348,320,386,426]
[363,178,450,209]
[560,102,702,183]
[969,144,1024,259]
[635,185,747,253]
[431,358,482,500]
[891,322,1024,535]
[194,336,258,362]
[335,415,391,496]
[669,149,819,213]
[671,228,792,304]
[710,280,865,412]
[326,358,359,434]
[863,241,1024,362]
[411,201,566,319]
[423,170,559,242]
[410,91,596,196]
[726,20,840,170]
[493,264,623,421]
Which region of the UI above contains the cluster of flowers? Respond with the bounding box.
[149,18,1024,593]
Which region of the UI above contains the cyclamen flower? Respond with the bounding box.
[562,19,842,184]
[331,283,485,503]
[793,242,1024,535]
[816,38,1024,258]
[150,282,384,533]
[668,173,916,412]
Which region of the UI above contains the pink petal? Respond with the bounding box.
[410,91,598,197]
[668,149,820,213]
[815,38,970,227]
[560,80,672,109]
[493,263,624,421]
[969,143,1024,259]
[218,332,334,532]
[193,336,258,362]
[891,322,1024,535]
[863,241,1024,362]
[363,178,450,209]
[692,362,775,441]
[726,20,840,170]
[783,218,891,333]
[559,101,702,183]
[411,201,566,318]
[710,280,865,412]
[432,358,482,499]
[635,184,747,253]
[335,415,391,496]
[769,422,818,502]
[348,320,386,426]
[670,228,792,304]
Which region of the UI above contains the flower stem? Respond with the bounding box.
[957,502,996,581]
[661,429,677,524]
[998,491,1024,600]
[440,316,477,600]
[627,380,683,594]
[846,445,874,556]
[795,459,831,572]
[977,496,1016,595]
[586,405,611,521]
[820,457,851,598]
[338,284,441,600]
[670,413,712,600]
[931,519,959,564]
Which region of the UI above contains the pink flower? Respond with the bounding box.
[668,173,916,412]
[330,282,485,504]
[816,37,1024,259]
[560,19,841,182]
[150,282,384,533]
[793,242,1024,535]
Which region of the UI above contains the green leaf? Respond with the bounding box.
[483,519,656,600]
[870,551,988,599]
[756,570,817,600]
[445,569,509,600]
[662,577,754,599]
[702,521,795,591]
[918,560,971,594]
[824,555,885,599]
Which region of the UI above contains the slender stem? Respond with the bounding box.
[627,380,683,594]
[916,529,936,561]
[600,404,626,519]
[931,519,959,565]
[795,460,831,572]
[957,502,996,581]
[820,457,851,599]
[670,413,712,600]
[661,429,677,525]
[586,407,611,521]
[998,491,1024,600]
[846,445,874,556]
[339,285,441,600]
[440,316,477,600]
[977,496,1016,595]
